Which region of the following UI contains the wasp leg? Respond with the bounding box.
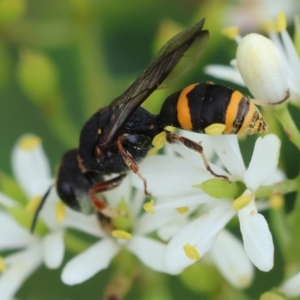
[89,173,127,218]
[165,132,228,180]
[117,134,152,196]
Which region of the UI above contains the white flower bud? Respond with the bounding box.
[236,33,289,104]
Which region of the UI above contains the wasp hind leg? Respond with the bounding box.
[89,174,127,218]
[165,132,228,180]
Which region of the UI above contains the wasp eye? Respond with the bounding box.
[94,144,104,158]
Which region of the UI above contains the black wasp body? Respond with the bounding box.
[31,19,267,230]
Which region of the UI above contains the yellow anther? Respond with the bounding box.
[232,194,253,211]
[152,131,166,149]
[269,194,284,209]
[176,206,189,214]
[148,148,159,156]
[164,125,176,133]
[221,27,240,40]
[276,12,287,32]
[143,199,155,214]
[26,196,42,213]
[263,21,276,33]
[18,135,41,150]
[55,201,66,222]
[112,230,132,240]
[204,123,225,136]
[0,256,6,272]
[183,244,200,260]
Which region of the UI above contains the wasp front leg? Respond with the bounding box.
[89,174,127,218]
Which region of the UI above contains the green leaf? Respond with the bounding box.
[260,291,287,300]
[193,178,245,199]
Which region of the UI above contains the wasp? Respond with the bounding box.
[31,19,267,231]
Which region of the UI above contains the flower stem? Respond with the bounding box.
[273,103,300,151]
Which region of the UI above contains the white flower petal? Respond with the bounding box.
[0,211,36,251]
[42,230,64,269]
[135,210,181,235]
[127,235,175,274]
[211,135,246,179]
[63,208,105,238]
[103,175,131,207]
[12,134,52,199]
[61,239,120,285]
[204,65,245,86]
[157,217,188,242]
[238,200,274,271]
[164,200,235,274]
[244,134,280,191]
[281,271,300,298]
[211,230,254,288]
[130,155,211,198]
[236,33,289,104]
[0,244,43,300]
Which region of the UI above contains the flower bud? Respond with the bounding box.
[236,33,289,104]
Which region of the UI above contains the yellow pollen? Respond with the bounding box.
[276,12,287,32]
[55,201,66,222]
[148,148,159,156]
[0,256,6,272]
[26,196,42,213]
[112,230,132,240]
[221,27,240,40]
[18,135,41,150]
[176,206,189,214]
[143,199,155,214]
[152,131,166,149]
[263,21,276,33]
[164,126,176,133]
[204,123,225,136]
[232,194,253,211]
[183,244,200,260]
[269,194,284,209]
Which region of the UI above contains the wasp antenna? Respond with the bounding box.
[30,185,53,234]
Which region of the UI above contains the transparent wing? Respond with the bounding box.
[104,18,209,144]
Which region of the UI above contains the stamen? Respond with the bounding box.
[164,125,176,133]
[204,123,225,136]
[183,244,200,260]
[152,131,166,149]
[269,194,284,209]
[221,27,240,41]
[232,194,253,211]
[0,256,6,272]
[112,230,132,240]
[18,135,41,150]
[143,199,155,214]
[55,201,66,222]
[26,196,42,212]
[176,206,189,214]
[276,12,287,33]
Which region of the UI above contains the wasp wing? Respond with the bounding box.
[105,18,209,144]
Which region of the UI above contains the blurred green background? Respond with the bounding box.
[1,0,300,299]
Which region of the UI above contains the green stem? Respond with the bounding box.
[64,231,91,254]
[256,178,298,198]
[273,103,300,151]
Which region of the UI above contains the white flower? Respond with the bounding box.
[132,134,280,275]
[280,271,300,298]
[61,176,179,286]
[0,134,99,297]
[205,12,300,105]
[209,230,254,289]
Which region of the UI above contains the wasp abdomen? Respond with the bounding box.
[158,83,267,135]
